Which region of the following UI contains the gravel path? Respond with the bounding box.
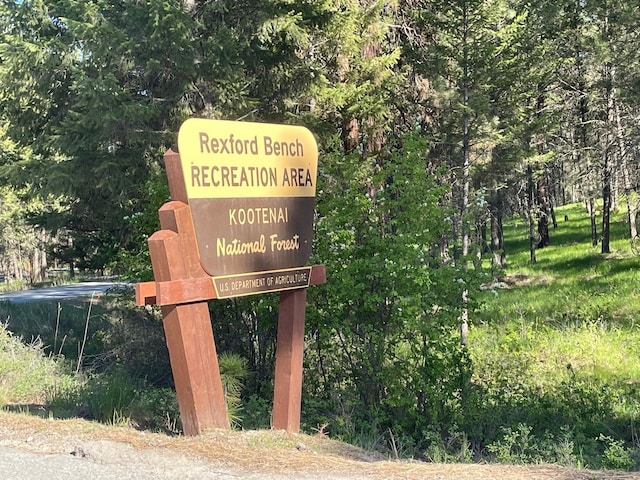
[0,412,638,480]
[0,441,301,480]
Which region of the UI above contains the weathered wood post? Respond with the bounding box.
[136,118,325,434]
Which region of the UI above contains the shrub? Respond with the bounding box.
[599,435,636,471]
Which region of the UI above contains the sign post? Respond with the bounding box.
[136,119,324,434]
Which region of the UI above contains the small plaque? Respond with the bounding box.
[212,266,312,298]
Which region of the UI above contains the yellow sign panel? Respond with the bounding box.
[178,118,318,199]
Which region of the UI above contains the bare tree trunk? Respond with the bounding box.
[527,165,537,263]
[589,197,598,246]
[602,163,612,253]
[458,1,472,347]
[627,195,638,239]
[473,219,485,270]
[11,250,21,281]
[489,182,506,272]
[536,177,550,248]
[31,249,39,284]
[601,60,614,254]
[490,192,506,274]
[600,165,611,253]
[343,117,359,153]
[621,154,637,239]
[490,213,502,270]
[498,207,506,267]
[547,170,558,228]
[612,79,636,240]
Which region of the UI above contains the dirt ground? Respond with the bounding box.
[0,411,638,480]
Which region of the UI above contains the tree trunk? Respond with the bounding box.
[439,233,451,265]
[548,170,558,228]
[474,219,485,269]
[458,1,471,347]
[11,252,20,281]
[527,164,537,263]
[536,177,550,248]
[627,195,638,239]
[601,60,614,254]
[489,180,506,271]
[619,132,636,238]
[602,162,612,253]
[589,197,598,246]
[343,117,359,154]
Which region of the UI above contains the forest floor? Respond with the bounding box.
[0,411,638,480]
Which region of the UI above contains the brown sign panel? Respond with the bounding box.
[177,119,318,294]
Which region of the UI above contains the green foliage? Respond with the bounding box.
[1,0,193,273]
[423,429,473,463]
[0,131,52,283]
[209,294,280,398]
[487,424,580,466]
[599,435,636,471]
[218,352,248,429]
[48,369,182,432]
[307,0,402,137]
[78,369,138,425]
[0,322,76,406]
[241,393,272,431]
[304,134,482,452]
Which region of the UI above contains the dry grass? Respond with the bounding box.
[0,411,637,480]
[501,274,555,288]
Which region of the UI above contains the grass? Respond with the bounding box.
[0,291,248,434]
[0,298,113,365]
[0,322,77,406]
[471,202,640,469]
[0,292,180,431]
[476,201,640,348]
[480,203,640,329]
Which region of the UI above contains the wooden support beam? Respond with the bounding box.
[146,172,229,435]
[135,281,157,306]
[164,149,188,203]
[271,288,308,432]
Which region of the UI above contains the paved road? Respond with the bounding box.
[0,281,130,303]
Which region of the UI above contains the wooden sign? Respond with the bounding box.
[177,119,318,298]
[135,120,326,436]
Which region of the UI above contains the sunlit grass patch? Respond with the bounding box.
[470,202,640,469]
[0,323,77,407]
